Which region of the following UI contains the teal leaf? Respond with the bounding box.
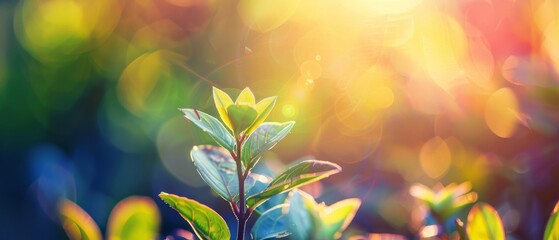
[256,192,289,214]
[246,160,341,209]
[287,191,313,240]
[544,200,559,240]
[242,122,295,170]
[180,108,236,152]
[159,193,230,240]
[191,146,239,202]
[251,204,291,240]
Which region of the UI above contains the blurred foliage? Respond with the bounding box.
[1,0,559,239]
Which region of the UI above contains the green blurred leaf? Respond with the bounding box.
[227,104,258,135]
[191,145,241,202]
[544,200,559,240]
[251,204,291,240]
[159,192,230,240]
[316,198,361,239]
[287,191,313,240]
[107,196,160,240]
[466,203,504,240]
[58,199,102,240]
[242,121,295,169]
[180,108,236,152]
[246,160,341,209]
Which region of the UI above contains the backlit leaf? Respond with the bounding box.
[251,204,291,240]
[242,121,295,169]
[227,104,258,135]
[107,196,160,240]
[544,200,559,240]
[212,87,234,132]
[317,198,361,239]
[246,160,341,209]
[245,97,278,136]
[466,203,504,240]
[191,145,239,202]
[287,191,313,240]
[159,192,230,240]
[180,108,236,152]
[58,199,102,240]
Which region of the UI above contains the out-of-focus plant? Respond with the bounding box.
[410,182,478,238]
[58,196,160,240]
[460,202,505,240]
[159,87,344,240]
[251,190,361,240]
[544,200,559,240]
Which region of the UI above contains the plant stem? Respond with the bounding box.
[235,136,247,240]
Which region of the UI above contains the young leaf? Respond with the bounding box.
[245,96,278,136]
[227,104,258,135]
[180,108,236,152]
[212,87,235,132]
[159,192,231,240]
[544,200,559,240]
[58,199,102,240]
[242,122,295,169]
[317,198,361,239]
[246,160,341,209]
[466,203,504,240]
[106,196,160,240]
[251,204,291,240]
[287,191,314,240]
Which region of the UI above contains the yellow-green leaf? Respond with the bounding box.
[466,203,504,240]
[159,192,230,240]
[245,96,278,136]
[107,196,160,240]
[212,87,234,132]
[544,200,559,240]
[318,198,361,239]
[235,87,256,106]
[58,199,102,240]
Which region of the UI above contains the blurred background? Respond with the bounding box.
[1,0,559,238]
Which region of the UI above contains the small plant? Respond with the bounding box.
[159,87,344,240]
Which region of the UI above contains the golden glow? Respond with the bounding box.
[419,137,451,179]
[485,88,520,138]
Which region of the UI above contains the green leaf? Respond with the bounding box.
[180,108,236,152]
[227,104,258,135]
[58,199,102,240]
[107,196,160,240]
[159,192,230,240]
[466,203,504,240]
[544,200,559,240]
[246,160,341,209]
[245,96,277,136]
[287,191,313,240]
[242,122,295,169]
[191,145,240,202]
[251,204,291,240]
[316,198,361,239]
